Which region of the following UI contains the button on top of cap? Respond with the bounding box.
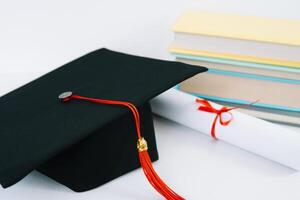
[58,91,73,100]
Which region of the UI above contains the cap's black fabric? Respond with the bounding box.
[0,48,207,192]
[38,103,156,192]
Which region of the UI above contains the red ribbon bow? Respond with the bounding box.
[196,99,258,139]
[196,99,235,139]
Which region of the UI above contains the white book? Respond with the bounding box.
[176,58,300,81]
[172,32,300,63]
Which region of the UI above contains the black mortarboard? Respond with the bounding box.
[0,48,207,195]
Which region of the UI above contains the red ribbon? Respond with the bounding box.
[196,99,235,139]
[196,99,258,139]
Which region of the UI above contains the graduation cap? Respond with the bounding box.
[0,48,207,198]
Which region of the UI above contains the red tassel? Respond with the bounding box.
[60,92,184,200]
[137,138,185,200]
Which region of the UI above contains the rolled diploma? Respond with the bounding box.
[151,88,300,170]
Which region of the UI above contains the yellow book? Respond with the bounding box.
[171,11,300,68]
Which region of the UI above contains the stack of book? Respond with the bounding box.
[170,11,300,126]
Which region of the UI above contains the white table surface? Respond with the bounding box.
[1,0,300,199]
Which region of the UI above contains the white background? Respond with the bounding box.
[1,0,300,199]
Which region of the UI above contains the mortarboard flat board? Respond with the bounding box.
[0,48,207,193]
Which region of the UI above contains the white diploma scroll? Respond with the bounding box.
[151,88,300,170]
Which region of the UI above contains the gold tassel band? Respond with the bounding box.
[137,137,148,152]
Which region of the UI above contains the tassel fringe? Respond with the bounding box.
[138,138,185,200]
